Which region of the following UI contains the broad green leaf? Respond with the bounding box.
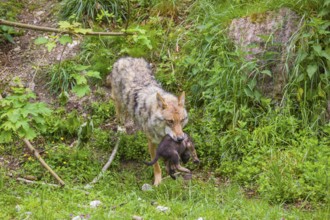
[24,128,37,140]
[261,70,272,77]
[3,33,14,43]
[33,116,45,125]
[307,64,318,79]
[1,121,16,130]
[297,51,308,62]
[41,104,52,115]
[58,21,72,30]
[59,91,69,105]
[46,42,56,52]
[254,90,261,101]
[34,37,48,45]
[0,130,12,143]
[22,102,50,117]
[312,45,322,55]
[59,35,73,45]
[296,74,305,82]
[320,51,330,61]
[72,22,82,28]
[75,65,90,71]
[86,71,101,79]
[7,109,20,123]
[244,87,254,98]
[72,84,90,97]
[15,119,29,130]
[34,103,52,116]
[21,104,38,117]
[72,74,87,85]
[248,79,257,90]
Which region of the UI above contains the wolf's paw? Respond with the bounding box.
[153,176,162,186]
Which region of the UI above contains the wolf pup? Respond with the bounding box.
[144,134,199,179]
[107,57,188,185]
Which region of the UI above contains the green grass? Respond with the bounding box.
[1,166,328,220]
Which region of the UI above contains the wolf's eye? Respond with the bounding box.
[167,120,174,125]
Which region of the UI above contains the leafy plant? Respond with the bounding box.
[46,60,101,97]
[34,34,73,52]
[0,78,52,143]
[59,0,128,27]
[0,25,20,43]
[285,16,330,126]
[117,131,148,161]
[43,108,82,140]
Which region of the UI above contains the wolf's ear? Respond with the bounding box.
[178,91,185,107]
[157,93,168,109]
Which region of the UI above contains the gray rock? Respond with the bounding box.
[229,8,301,98]
[89,200,102,208]
[156,205,169,212]
[15,205,21,212]
[141,183,153,191]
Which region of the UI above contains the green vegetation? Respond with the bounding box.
[46,60,101,97]
[59,0,128,26]
[0,0,329,219]
[0,78,52,143]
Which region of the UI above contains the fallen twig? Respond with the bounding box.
[85,137,120,188]
[16,177,90,194]
[23,138,65,186]
[0,19,128,36]
[17,177,61,187]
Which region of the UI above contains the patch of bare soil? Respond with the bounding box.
[0,0,80,103]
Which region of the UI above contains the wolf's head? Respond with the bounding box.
[157,92,188,142]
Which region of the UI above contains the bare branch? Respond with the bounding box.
[86,137,120,187]
[0,19,128,36]
[23,138,65,186]
[17,177,61,187]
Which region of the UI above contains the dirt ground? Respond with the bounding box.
[0,0,111,172]
[0,0,80,103]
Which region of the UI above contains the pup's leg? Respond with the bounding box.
[175,164,191,173]
[164,161,176,180]
[148,139,162,185]
[165,161,171,175]
[168,162,177,180]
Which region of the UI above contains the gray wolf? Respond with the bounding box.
[107,57,188,185]
[144,134,199,179]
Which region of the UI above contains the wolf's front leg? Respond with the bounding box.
[148,140,162,185]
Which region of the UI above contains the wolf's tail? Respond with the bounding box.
[144,154,159,166]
